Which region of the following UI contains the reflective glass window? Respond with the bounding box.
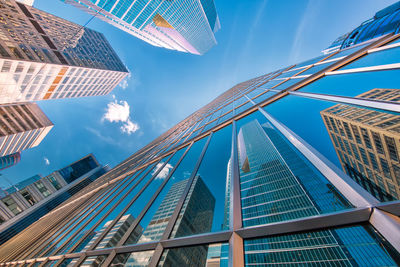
[110,250,153,266]
[265,94,400,202]
[170,124,232,239]
[236,110,351,227]
[244,224,400,266]
[157,242,228,267]
[124,138,208,245]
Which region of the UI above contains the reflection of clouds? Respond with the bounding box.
[128,250,152,266]
[183,170,191,178]
[152,162,173,179]
[138,234,152,243]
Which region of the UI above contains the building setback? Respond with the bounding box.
[61,0,220,55]
[1,2,400,266]
[0,102,52,157]
[0,0,129,104]
[321,88,400,201]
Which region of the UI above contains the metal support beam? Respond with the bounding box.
[236,208,371,239]
[288,91,400,113]
[376,201,400,216]
[369,208,400,252]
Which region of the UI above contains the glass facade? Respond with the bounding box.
[61,0,220,55]
[1,2,400,267]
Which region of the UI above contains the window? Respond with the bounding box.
[2,196,22,215]
[34,181,51,197]
[379,158,391,179]
[372,132,384,155]
[360,128,372,149]
[351,125,362,144]
[48,176,62,190]
[20,189,36,206]
[384,136,399,162]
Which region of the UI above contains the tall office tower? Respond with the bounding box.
[0,102,52,157]
[2,2,400,266]
[0,154,108,244]
[0,152,20,171]
[0,0,128,104]
[321,88,400,202]
[61,0,220,55]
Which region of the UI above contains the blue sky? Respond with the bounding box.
[1,0,398,188]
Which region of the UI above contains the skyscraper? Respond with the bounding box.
[321,88,400,201]
[0,0,128,104]
[0,102,53,157]
[0,154,108,244]
[1,2,400,266]
[61,0,220,55]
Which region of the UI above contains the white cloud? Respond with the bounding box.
[120,120,140,135]
[118,73,138,90]
[44,157,50,165]
[152,162,173,180]
[103,100,130,123]
[102,99,140,135]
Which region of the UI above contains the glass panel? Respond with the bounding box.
[58,258,79,267]
[340,46,400,70]
[261,79,285,89]
[73,163,158,252]
[110,250,154,267]
[236,110,351,227]
[81,255,107,266]
[55,169,146,255]
[94,148,187,249]
[124,137,208,245]
[272,78,302,91]
[244,224,400,266]
[252,91,276,105]
[300,69,400,97]
[35,174,134,257]
[300,62,331,75]
[43,261,57,267]
[266,93,400,202]
[294,54,327,69]
[169,125,232,239]
[325,44,369,60]
[274,68,302,79]
[157,242,228,267]
[246,88,265,99]
[234,101,253,115]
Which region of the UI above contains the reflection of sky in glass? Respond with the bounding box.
[127,138,207,244]
[300,69,400,97]
[244,225,398,266]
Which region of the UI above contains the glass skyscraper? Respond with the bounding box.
[1,2,400,266]
[61,0,220,55]
[0,0,128,104]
